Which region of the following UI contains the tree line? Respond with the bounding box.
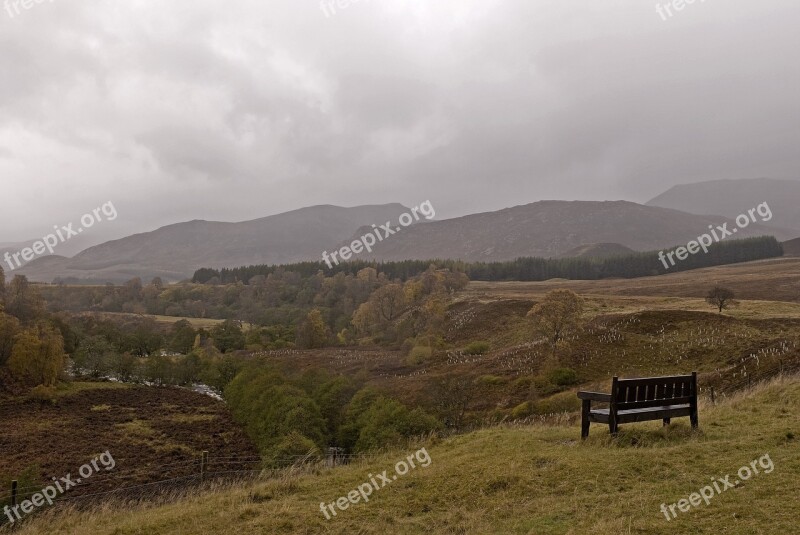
[192,235,783,283]
[40,267,469,350]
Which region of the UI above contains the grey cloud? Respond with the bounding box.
[1,0,799,242]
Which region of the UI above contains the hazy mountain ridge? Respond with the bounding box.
[348,200,791,262]
[16,204,410,283]
[12,182,799,284]
[646,178,800,233]
[783,237,800,256]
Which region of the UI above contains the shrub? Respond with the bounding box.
[29,384,58,404]
[511,401,533,419]
[534,391,581,414]
[478,375,506,386]
[267,431,322,465]
[549,367,579,386]
[532,375,560,397]
[464,341,491,355]
[408,346,433,365]
[225,367,329,461]
[339,389,442,452]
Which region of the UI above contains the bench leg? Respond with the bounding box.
[690,411,699,429]
[663,418,671,427]
[609,413,618,437]
[581,400,590,439]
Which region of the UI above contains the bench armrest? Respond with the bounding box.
[577,391,611,402]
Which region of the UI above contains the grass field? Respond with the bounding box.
[467,257,800,303]
[10,375,799,535]
[85,312,257,331]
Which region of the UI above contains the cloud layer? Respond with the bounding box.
[1,0,798,243]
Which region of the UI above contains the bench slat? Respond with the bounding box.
[617,379,693,402]
[591,405,691,424]
[616,396,693,410]
[618,406,692,423]
[616,375,694,385]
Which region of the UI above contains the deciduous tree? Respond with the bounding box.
[707,286,737,313]
[527,289,584,358]
[7,324,65,386]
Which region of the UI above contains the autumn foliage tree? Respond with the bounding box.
[0,313,20,366]
[527,289,584,358]
[296,309,331,349]
[7,323,65,387]
[5,275,44,324]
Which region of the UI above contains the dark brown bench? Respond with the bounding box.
[577,373,698,439]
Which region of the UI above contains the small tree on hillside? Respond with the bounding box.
[5,275,44,324]
[8,324,65,386]
[296,309,330,349]
[0,312,20,366]
[74,335,113,377]
[706,286,737,314]
[527,289,584,358]
[211,320,246,353]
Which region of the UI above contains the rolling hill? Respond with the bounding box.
[783,237,800,256]
[16,204,410,283]
[342,200,791,263]
[647,177,800,234]
[13,199,794,284]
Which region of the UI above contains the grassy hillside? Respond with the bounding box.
[252,293,800,421]
[10,376,799,534]
[468,257,800,303]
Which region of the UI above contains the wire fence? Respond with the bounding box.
[701,358,800,402]
[0,450,372,525]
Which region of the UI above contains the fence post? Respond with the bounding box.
[200,451,208,483]
[710,387,716,405]
[11,480,17,507]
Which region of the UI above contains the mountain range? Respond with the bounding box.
[647,178,800,232]
[11,178,800,284]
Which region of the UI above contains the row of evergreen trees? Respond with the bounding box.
[194,236,784,284]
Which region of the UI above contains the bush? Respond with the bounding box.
[511,401,533,419]
[408,346,432,365]
[534,391,581,414]
[267,431,322,465]
[464,341,490,355]
[478,375,506,386]
[532,375,560,397]
[225,367,329,461]
[339,389,442,452]
[549,368,578,386]
[29,384,58,404]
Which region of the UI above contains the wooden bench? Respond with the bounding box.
[577,373,698,439]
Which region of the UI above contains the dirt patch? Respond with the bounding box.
[0,383,258,499]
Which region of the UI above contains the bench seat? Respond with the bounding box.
[589,404,692,424]
[578,373,698,438]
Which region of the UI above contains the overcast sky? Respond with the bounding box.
[1,0,798,243]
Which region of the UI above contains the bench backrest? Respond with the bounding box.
[612,373,697,410]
